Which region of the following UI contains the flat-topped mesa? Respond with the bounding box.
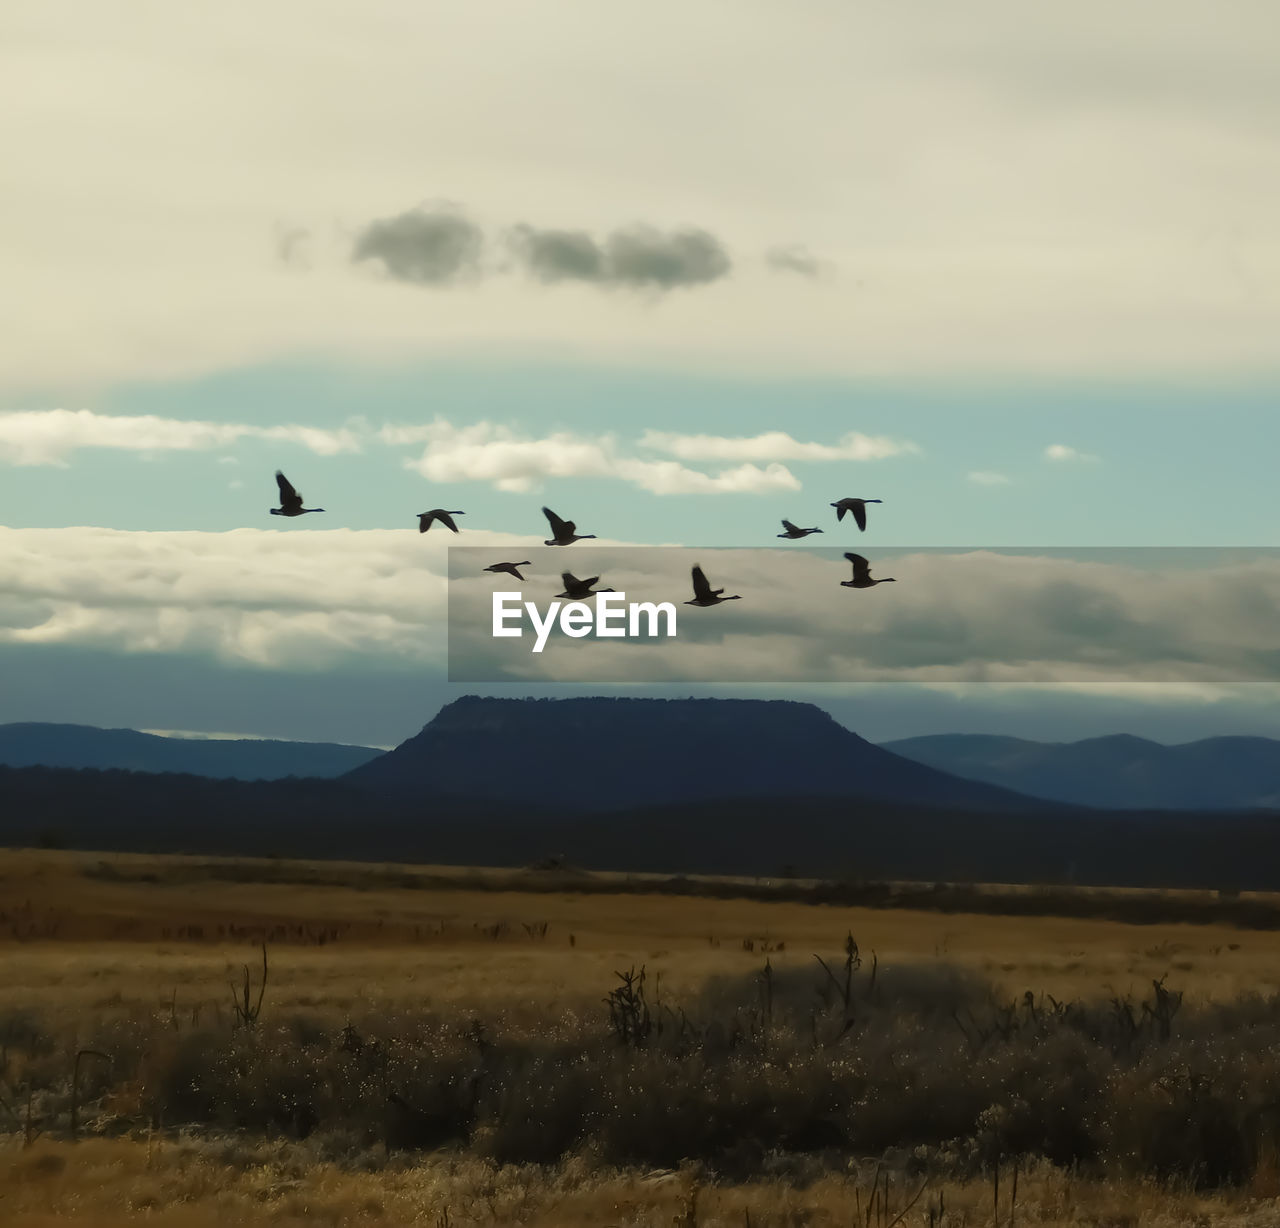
[345,695,1058,814]
[425,695,851,737]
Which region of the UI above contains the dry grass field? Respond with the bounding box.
[4,847,1280,1225]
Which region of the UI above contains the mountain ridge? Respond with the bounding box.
[882,732,1280,810]
[344,695,1074,813]
[4,761,1280,891]
[0,722,382,781]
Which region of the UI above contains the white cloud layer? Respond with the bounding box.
[448,546,1280,684]
[0,410,362,466]
[4,526,1271,684]
[1045,444,1099,463]
[639,430,914,463]
[969,471,1012,485]
[1,411,910,496]
[3,0,1279,390]
[386,420,802,494]
[0,526,455,669]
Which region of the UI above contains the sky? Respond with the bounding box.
[2,0,1279,748]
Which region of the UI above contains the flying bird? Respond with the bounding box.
[777,519,823,540]
[418,509,465,533]
[841,552,896,588]
[556,572,615,599]
[270,470,324,517]
[484,561,532,581]
[685,564,742,606]
[831,498,882,531]
[543,506,597,546]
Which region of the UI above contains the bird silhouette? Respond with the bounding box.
[841,552,896,588]
[418,510,465,533]
[543,506,597,545]
[484,561,533,581]
[270,471,324,517]
[685,564,742,606]
[831,498,882,531]
[556,573,615,599]
[777,519,823,540]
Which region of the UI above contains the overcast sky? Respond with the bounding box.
[3,1,1279,746]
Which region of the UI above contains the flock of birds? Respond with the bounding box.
[270,470,896,609]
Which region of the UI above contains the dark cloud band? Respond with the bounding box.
[507,222,733,289]
[352,207,485,285]
[351,207,736,292]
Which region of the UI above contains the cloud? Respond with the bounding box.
[506,225,605,283]
[386,420,797,495]
[1045,444,1099,463]
[639,429,915,463]
[505,222,732,290]
[616,459,797,496]
[273,223,312,270]
[6,3,1280,391]
[445,546,1280,685]
[4,529,1279,688]
[353,210,733,294]
[351,206,484,286]
[0,525,463,670]
[968,470,1012,485]
[601,225,731,289]
[765,244,825,278]
[0,410,362,466]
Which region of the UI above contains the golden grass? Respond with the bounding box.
[0,848,1274,1026]
[4,847,1280,1223]
[0,1138,1272,1227]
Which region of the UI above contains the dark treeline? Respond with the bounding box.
[5,763,1280,898]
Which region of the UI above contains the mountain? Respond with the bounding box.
[344,695,1072,812]
[881,733,1280,810]
[6,763,1280,891]
[0,723,382,781]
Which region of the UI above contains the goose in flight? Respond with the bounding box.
[777,519,823,540]
[418,509,465,533]
[841,552,896,588]
[484,561,532,581]
[831,498,882,531]
[685,564,742,606]
[270,470,324,517]
[542,506,597,546]
[556,572,615,600]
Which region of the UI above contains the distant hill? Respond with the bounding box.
[0,723,382,781]
[4,762,1280,891]
[345,695,1072,813]
[881,733,1280,811]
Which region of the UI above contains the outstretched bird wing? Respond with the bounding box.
[691,565,714,602]
[852,502,867,531]
[275,470,302,510]
[844,551,871,576]
[543,507,571,538]
[781,519,801,533]
[436,512,460,533]
[560,572,580,590]
[834,502,849,521]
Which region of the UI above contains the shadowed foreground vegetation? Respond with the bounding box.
[7,938,1280,1197]
[7,849,1280,1222]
